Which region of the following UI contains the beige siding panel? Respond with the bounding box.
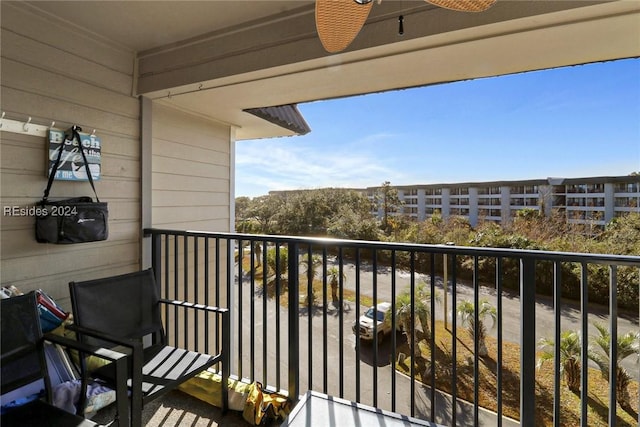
[1,221,139,260]
[1,4,141,300]
[1,3,133,75]
[2,87,139,138]
[101,133,140,159]
[152,173,228,193]
[153,206,229,226]
[153,138,229,166]
[153,109,230,151]
[152,155,229,180]
[1,29,132,95]
[0,138,44,172]
[153,190,228,208]
[2,58,139,118]
[101,155,140,180]
[1,240,138,281]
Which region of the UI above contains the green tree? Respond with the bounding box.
[246,195,284,234]
[327,205,380,241]
[375,181,402,234]
[537,330,582,392]
[588,322,640,409]
[456,299,497,357]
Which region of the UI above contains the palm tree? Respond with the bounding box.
[537,330,582,393]
[456,299,497,357]
[588,321,640,409]
[394,285,439,342]
[327,266,346,303]
[264,246,288,296]
[300,254,322,305]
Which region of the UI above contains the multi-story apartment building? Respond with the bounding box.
[367,176,639,227]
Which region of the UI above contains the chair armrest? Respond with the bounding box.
[65,323,142,353]
[44,332,127,364]
[158,299,229,316]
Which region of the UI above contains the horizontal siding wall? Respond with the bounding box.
[151,102,231,231]
[0,3,140,309]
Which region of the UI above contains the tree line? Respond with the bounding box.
[236,184,639,311]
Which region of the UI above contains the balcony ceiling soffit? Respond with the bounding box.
[21,1,640,140]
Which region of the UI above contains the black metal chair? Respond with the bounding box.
[1,292,128,427]
[68,268,229,427]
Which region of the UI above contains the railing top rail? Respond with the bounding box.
[144,228,640,267]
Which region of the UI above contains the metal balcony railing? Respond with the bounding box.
[144,228,639,427]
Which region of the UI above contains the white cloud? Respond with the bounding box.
[235,137,406,196]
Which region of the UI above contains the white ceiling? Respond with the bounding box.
[25,1,640,140]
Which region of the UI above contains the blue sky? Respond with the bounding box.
[235,58,640,198]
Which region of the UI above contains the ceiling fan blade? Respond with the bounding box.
[425,0,497,12]
[316,0,373,53]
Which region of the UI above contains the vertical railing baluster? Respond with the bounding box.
[262,240,268,386]
[173,236,179,346]
[496,257,503,427]
[451,254,457,426]
[275,244,281,390]
[250,240,256,382]
[608,265,617,427]
[215,238,221,355]
[307,245,313,391]
[238,240,243,379]
[391,250,397,413]
[553,261,561,427]
[204,237,210,353]
[580,263,588,427]
[164,234,170,342]
[322,247,328,394]
[339,247,345,398]
[194,236,199,352]
[150,232,161,286]
[430,252,436,422]
[183,235,189,349]
[288,241,300,402]
[520,258,536,427]
[473,255,480,426]
[410,250,415,417]
[372,249,378,408]
[226,239,232,367]
[355,248,361,403]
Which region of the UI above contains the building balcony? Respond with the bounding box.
[89,229,640,427]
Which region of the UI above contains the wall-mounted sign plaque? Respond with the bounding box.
[47,129,101,181]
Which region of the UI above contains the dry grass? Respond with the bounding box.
[240,255,373,307]
[395,321,639,426]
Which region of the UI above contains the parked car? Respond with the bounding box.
[352,302,393,342]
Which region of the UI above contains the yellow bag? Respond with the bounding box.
[242,382,292,425]
[178,370,250,411]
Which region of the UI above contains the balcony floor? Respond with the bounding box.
[92,390,248,427]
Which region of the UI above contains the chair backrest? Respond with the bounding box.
[1,292,49,395]
[69,269,164,347]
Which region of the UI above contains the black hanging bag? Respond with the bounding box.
[35,125,108,244]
